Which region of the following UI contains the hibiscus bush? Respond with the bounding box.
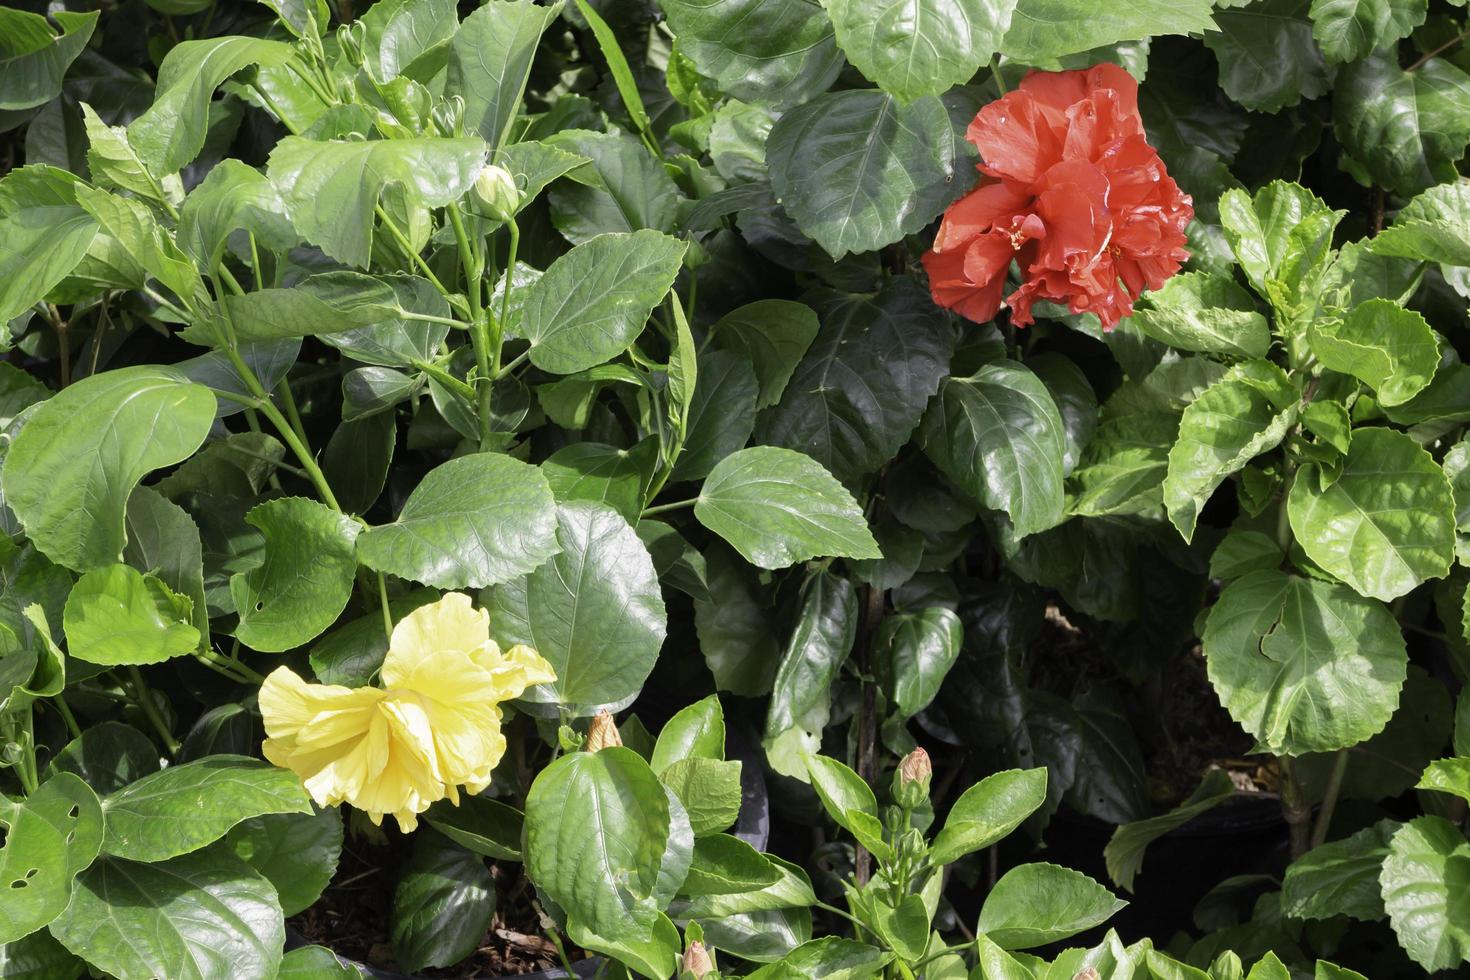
[7,0,1470,977]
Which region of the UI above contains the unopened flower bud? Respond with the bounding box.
[585,710,622,752]
[337,22,365,67]
[681,941,714,979]
[471,164,520,223]
[893,747,932,809]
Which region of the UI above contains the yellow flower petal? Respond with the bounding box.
[383,593,494,687]
[470,643,557,701]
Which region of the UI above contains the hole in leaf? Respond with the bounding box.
[23,868,37,879]
[67,804,79,819]
[255,602,265,612]
[66,831,76,844]
[10,879,26,889]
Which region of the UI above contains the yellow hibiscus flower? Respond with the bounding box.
[259,592,554,831]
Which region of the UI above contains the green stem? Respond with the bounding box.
[894,960,918,980]
[413,359,477,400]
[495,219,520,380]
[813,900,868,932]
[53,695,82,740]
[127,667,180,756]
[990,59,1008,95]
[374,205,450,295]
[495,347,530,380]
[1311,749,1350,849]
[377,573,394,641]
[15,708,38,795]
[276,377,311,449]
[640,497,697,518]
[447,205,495,450]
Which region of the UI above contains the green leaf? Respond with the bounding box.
[766,90,958,259]
[1309,0,1426,63]
[920,362,1067,538]
[356,0,457,82]
[1288,427,1455,602]
[49,846,284,980]
[758,280,955,484]
[0,773,103,945]
[357,452,559,591]
[46,721,160,796]
[100,755,313,862]
[125,487,210,642]
[526,747,689,940]
[0,929,82,979]
[696,447,880,570]
[652,694,726,773]
[545,130,682,242]
[1381,815,1470,972]
[877,607,962,721]
[225,807,341,917]
[2,367,215,572]
[1209,530,1284,580]
[978,862,1126,950]
[1202,569,1407,755]
[1308,299,1439,407]
[392,832,495,973]
[0,205,98,329]
[1204,0,1328,113]
[62,564,199,665]
[1420,757,1470,804]
[1218,181,1341,307]
[1281,819,1395,921]
[746,937,891,980]
[1068,413,1176,519]
[1370,180,1470,267]
[0,10,98,111]
[73,185,206,308]
[1029,352,1098,478]
[487,501,664,714]
[1130,272,1270,358]
[278,946,362,979]
[657,0,843,107]
[229,497,361,653]
[448,0,562,148]
[683,834,781,895]
[1163,360,1297,542]
[826,0,1017,101]
[128,37,293,176]
[670,350,757,485]
[424,795,524,861]
[765,572,857,779]
[1104,769,1235,892]
[694,543,781,696]
[267,136,487,268]
[176,159,296,269]
[218,272,449,349]
[79,103,161,201]
[543,442,652,524]
[930,768,1048,866]
[712,300,820,410]
[1334,49,1470,196]
[804,754,891,861]
[999,0,1215,62]
[518,230,686,375]
[660,756,743,837]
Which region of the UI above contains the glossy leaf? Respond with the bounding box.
[1381,816,1470,972]
[0,773,103,945]
[1308,299,1439,407]
[1281,819,1395,922]
[46,721,160,795]
[652,695,726,773]
[2,367,215,572]
[930,768,1048,866]
[1309,0,1426,64]
[693,543,781,696]
[1205,0,1328,113]
[0,205,98,328]
[424,795,524,861]
[764,572,857,778]
[1202,569,1407,755]
[1130,272,1269,358]
[1000,0,1215,62]
[978,862,1126,950]
[711,300,820,410]
[696,447,881,570]
[0,9,99,111]
[826,0,1018,101]
[877,606,963,721]
[447,0,562,148]
[225,808,342,917]
[391,832,495,973]
[62,563,199,665]
[358,452,559,591]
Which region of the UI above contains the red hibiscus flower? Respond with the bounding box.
[922,63,1192,329]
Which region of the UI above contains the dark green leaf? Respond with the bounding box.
[658,0,844,107]
[1281,819,1395,921]
[0,774,103,945]
[827,0,1017,101]
[225,807,342,917]
[764,572,857,777]
[447,0,562,148]
[1205,0,1328,113]
[391,832,494,973]
[1000,0,1215,62]
[712,300,820,410]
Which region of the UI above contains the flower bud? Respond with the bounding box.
[893,747,932,809]
[585,710,622,752]
[681,941,714,979]
[471,164,520,223]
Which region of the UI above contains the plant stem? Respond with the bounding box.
[496,219,520,380]
[53,695,82,740]
[854,582,885,887]
[447,205,496,450]
[532,900,579,978]
[14,708,38,795]
[374,204,450,294]
[413,358,477,400]
[990,59,1008,95]
[1311,749,1349,849]
[1407,28,1470,72]
[640,497,698,517]
[495,348,531,379]
[377,572,393,642]
[127,666,180,756]
[276,377,311,448]
[1279,755,1311,860]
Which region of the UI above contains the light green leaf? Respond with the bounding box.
[1104,769,1235,892]
[230,497,361,653]
[267,136,487,268]
[1202,569,1407,754]
[1308,299,1439,407]
[518,230,686,375]
[356,0,456,82]
[660,756,743,837]
[225,808,342,917]
[357,452,559,591]
[1218,181,1340,299]
[695,447,881,569]
[766,90,957,259]
[978,862,1126,950]
[1,367,215,572]
[746,937,891,980]
[176,159,296,268]
[1370,180,1470,267]
[1309,0,1426,63]
[1288,427,1455,602]
[1163,359,1297,542]
[712,300,820,410]
[0,9,98,111]
[278,946,362,979]
[930,768,1047,866]
[124,486,210,642]
[1381,815,1470,972]
[1281,819,1395,921]
[487,501,664,714]
[999,0,1215,62]
[1130,272,1269,358]
[657,0,843,107]
[49,846,284,980]
[62,564,199,666]
[100,755,313,862]
[391,832,495,972]
[128,37,293,176]
[920,362,1067,538]
[79,103,162,200]
[526,747,689,940]
[1205,0,1329,112]
[0,774,103,945]
[682,834,781,895]
[449,1,563,148]
[826,0,1017,101]
[0,205,98,329]
[1334,49,1470,196]
[1068,412,1176,519]
[804,754,891,861]
[652,694,726,774]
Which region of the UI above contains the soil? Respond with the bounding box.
[289,838,586,978]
